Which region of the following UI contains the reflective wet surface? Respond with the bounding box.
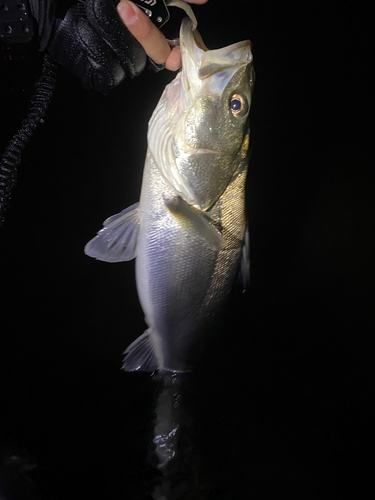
[1,0,374,498]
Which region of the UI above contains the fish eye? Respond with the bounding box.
[230,94,248,118]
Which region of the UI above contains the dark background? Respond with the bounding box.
[1,0,374,498]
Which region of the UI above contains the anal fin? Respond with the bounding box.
[122,329,158,372]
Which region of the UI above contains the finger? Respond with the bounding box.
[165,46,182,72]
[117,0,171,66]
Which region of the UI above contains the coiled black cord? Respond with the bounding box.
[0,53,58,228]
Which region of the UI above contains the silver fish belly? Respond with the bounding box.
[85,18,255,373]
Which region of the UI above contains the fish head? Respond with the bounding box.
[179,19,254,153]
[148,18,254,210]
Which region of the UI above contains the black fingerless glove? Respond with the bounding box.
[30,0,147,92]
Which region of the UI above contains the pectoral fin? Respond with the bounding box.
[84,202,140,262]
[165,196,226,252]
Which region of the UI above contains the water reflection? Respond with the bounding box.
[150,373,209,500]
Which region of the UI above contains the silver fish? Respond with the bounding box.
[85,17,254,373]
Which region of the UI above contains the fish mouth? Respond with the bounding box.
[178,18,253,111]
[179,18,252,80]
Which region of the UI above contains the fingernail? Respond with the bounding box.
[168,48,182,71]
[117,0,138,26]
[170,60,181,71]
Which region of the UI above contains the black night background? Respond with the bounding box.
[1,0,374,498]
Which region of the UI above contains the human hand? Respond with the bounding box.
[117,0,209,71]
[45,0,208,92]
[46,0,148,92]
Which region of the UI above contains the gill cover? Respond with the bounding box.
[148,17,254,210]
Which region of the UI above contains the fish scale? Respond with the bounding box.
[137,153,218,370]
